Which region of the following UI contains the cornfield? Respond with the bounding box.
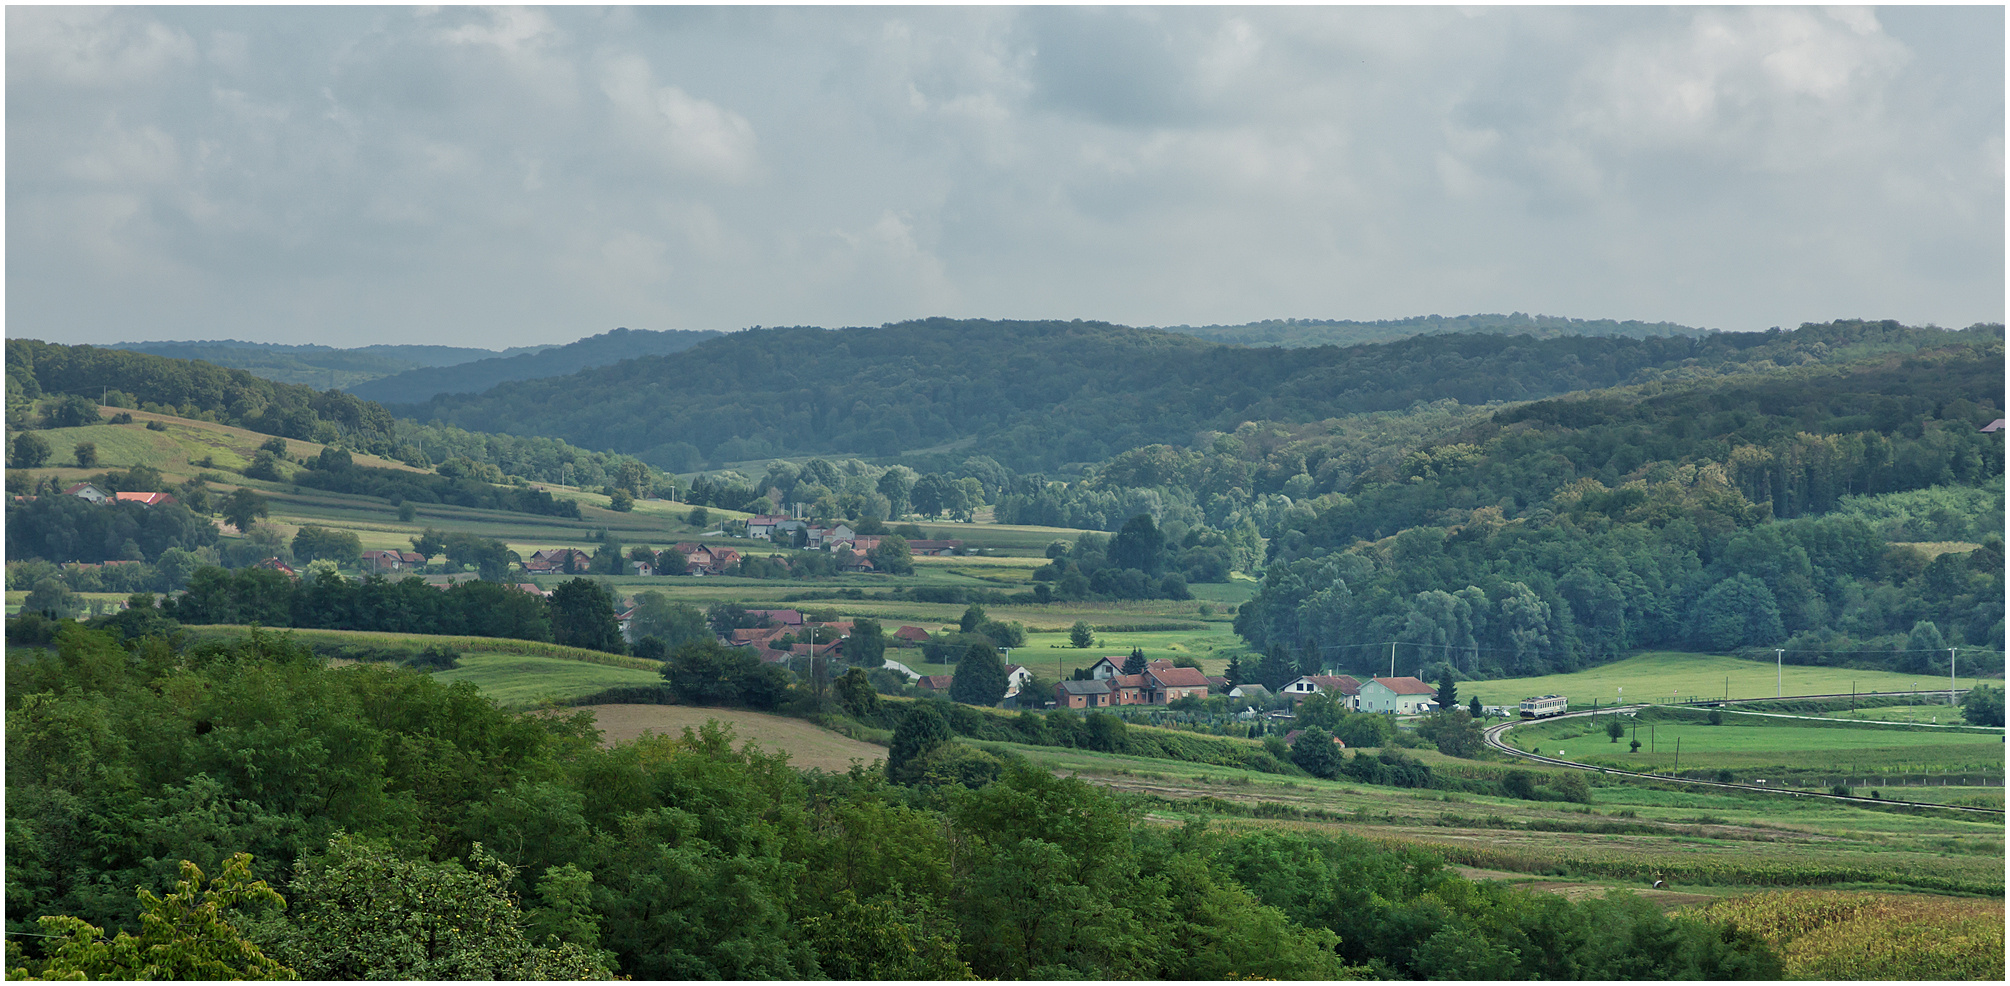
[1685,890,2005,980]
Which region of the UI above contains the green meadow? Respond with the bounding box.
[430,652,665,708]
[1462,651,1990,709]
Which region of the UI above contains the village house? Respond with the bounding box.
[361,549,428,574]
[1146,663,1210,704]
[746,515,808,541]
[1228,683,1272,704]
[916,674,955,694]
[522,548,593,574]
[63,483,109,504]
[1281,674,1363,710]
[113,491,178,507]
[672,544,741,575]
[746,609,804,627]
[806,523,855,548]
[1054,679,1111,708]
[1358,676,1438,714]
[253,557,298,578]
[893,625,930,646]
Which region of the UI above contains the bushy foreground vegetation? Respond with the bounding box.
[7,624,1792,980]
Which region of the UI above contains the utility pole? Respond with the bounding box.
[1776,648,1783,697]
[1674,736,1680,775]
[1389,641,1395,679]
[1950,647,1957,708]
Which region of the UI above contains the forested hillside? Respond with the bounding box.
[1231,338,2005,683]
[103,340,546,388]
[348,326,724,404]
[1155,312,1711,348]
[396,317,1973,472]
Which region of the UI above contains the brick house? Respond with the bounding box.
[1054,680,1112,708]
[1145,664,1210,704]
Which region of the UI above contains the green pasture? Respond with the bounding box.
[991,737,2000,895]
[1820,703,1979,724]
[1462,651,1991,709]
[1503,708,2004,779]
[430,652,664,708]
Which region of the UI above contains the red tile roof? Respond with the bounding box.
[1372,676,1437,695]
[1149,666,1210,689]
[917,674,955,691]
[113,491,177,506]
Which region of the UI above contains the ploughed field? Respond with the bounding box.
[571,705,886,773]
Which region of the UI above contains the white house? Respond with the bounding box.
[1358,676,1438,714]
[1281,674,1362,710]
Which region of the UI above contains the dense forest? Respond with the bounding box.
[1155,312,1712,348]
[348,326,723,404]
[396,318,1980,472]
[1232,339,2005,681]
[5,623,1783,980]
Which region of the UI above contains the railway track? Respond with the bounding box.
[1482,705,2006,817]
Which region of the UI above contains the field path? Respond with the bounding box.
[575,704,886,772]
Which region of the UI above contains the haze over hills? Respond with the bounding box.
[346,326,726,404]
[389,317,1992,474]
[104,339,553,389]
[1151,313,1715,348]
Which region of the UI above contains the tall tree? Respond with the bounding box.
[1108,513,1166,574]
[549,578,623,653]
[221,487,269,533]
[949,643,1008,707]
[959,604,987,633]
[1121,647,1147,676]
[887,702,952,782]
[1435,670,1457,710]
[845,618,886,669]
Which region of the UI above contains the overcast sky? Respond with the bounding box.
[7,5,2003,349]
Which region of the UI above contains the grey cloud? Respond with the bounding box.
[6,6,2000,348]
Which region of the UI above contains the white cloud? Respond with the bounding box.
[599,55,760,183]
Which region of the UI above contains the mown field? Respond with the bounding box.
[1463,650,1993,708]
[1502,705,2004,785]
[431,653,666,707]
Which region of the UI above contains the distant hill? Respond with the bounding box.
[103,339,551,389]
[1152,313,1714,348]
[347,327,725,404]
[392,317,1979,474]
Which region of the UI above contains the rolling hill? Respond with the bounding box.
[348,326,724,404]
[102,339,552,388]
[390,317,1990,473]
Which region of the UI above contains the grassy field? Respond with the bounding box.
[430,653,664,707]
[1504,709,2005,780]
[1461,651,1993,708]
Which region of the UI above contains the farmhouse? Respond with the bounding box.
[253,557,298,578]
[893,625,930,645]
[63,483,109,504]
[1146,664,1210,703]
[1282,674,1362,710]
[1358,676,1437,714]
[361,549,427,573]
[112,491,178,507]
[523,548,593,574]
[916,674,955,694]
[1054,679,1111,708]
[746,609,804,627]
